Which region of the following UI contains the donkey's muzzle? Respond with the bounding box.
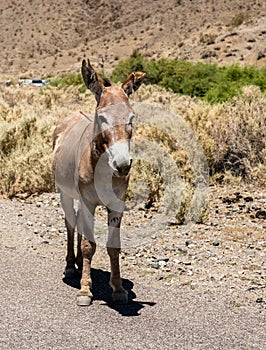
[114,159,132,177]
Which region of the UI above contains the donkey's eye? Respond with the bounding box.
[128,114,135,125]
[126,122,133,137]
[98,114,108,124]
[126,121,133,129]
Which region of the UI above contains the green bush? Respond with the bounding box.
[111,53,266,103]
[50,72,85,90]
[49,54,266,104]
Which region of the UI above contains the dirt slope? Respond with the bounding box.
[0,0,265,77]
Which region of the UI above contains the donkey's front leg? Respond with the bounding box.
[107,211,128,304]
[77,237,96,306]
[76,203,96,306]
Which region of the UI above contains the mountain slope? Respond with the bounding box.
[0,0,265,77]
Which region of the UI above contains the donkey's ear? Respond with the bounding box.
[122,71,146,97]
[81,59,103,103]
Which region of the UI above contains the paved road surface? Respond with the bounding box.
[1,245,265,350]
[1,194,265,350]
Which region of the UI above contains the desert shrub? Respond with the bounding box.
[0,84,95,197]
[158,85,266,181]
[50,72,85,93]
[229,12,249,27]
[0,77,265,225]
[129,102,209,223]
[131,83,265,184]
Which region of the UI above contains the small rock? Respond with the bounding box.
[211,222,219,227]
[185,240,194,246]
[41,240,49,245]
[256,298,264,304]
[27,221,33,226]
[174,259,181,264]
[156,257,169,262]
[246,250,255,256]
[151,262,160,269]
[177,247,188,255]
[158,260,167,267]
[255,210,266,219]
[213,241,220,246]
[128,256,135,260]
[257,51,265,60]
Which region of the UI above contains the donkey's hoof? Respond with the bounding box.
[77,290,92,306]
[112,288,128,304]
[64,268,76,279]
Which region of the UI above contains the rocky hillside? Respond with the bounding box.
[0,0,265,77]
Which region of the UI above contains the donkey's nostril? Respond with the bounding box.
[116,161,132,176]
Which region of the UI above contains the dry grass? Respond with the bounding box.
[0,85,95,197]
[132,84,266,184]
[0,83,265,222]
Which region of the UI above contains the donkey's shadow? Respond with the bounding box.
[63,268,156,316]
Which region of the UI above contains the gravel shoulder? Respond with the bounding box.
[0,184,265,349]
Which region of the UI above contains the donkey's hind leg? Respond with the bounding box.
[60,193,77,278]
[76,213,83,274]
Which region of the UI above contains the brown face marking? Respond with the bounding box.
[95,86,134,152]
[97,86,129,109]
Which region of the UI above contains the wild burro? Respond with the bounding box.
[52,58,145,306]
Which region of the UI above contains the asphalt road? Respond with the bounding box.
[1,193,265,350]
[1,244,265,350]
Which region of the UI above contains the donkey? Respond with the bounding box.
[52,59,145,306]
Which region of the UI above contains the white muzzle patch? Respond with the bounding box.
[107,141,132,176]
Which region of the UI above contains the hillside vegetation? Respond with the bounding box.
[111,53,266,103]
[50,55,266,103]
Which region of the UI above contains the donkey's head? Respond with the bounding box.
[81,59,145,177]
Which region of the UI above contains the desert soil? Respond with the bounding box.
[0,184,265,349]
